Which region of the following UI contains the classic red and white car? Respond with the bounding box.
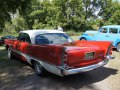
[5,30,114,76]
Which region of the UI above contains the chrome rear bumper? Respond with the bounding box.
[62,59,109,75]
[60,55,114,76]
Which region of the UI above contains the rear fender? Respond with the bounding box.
[77,41,112,55]
[114,39,120,48]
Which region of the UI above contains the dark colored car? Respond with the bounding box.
[0,35,14,45]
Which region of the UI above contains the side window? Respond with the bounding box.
[100,28,108,33]
[24,33,31,43]
[17,33,25,41]
[18,33,31,43]
[109,28,118,34]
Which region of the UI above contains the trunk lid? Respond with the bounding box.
[62,42,106,68]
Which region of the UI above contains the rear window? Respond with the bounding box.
[35,33,73,44]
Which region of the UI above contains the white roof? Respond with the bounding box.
[20,29,65,36]
[20,29,65,44]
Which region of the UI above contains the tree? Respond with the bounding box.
[0,0,32,32]
[97,0,120,25]
[109,10,120,24]
[83,0,100,20]
[98,0,117,21]
[52,0,85,31]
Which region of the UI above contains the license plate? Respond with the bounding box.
[85,52,95,59]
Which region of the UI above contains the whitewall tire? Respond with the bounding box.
[8,48,13,60]
[34,61,47,76]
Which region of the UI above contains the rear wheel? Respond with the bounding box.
[116,43,120,52]
[33,61,47,76]
[8,48,13,60]
[80,38,87,41]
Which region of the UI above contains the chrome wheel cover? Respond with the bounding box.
[35,62,42,74]
[8,48,11,59]
[117,43,120,52]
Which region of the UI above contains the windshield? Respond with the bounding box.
[35,33,73,44]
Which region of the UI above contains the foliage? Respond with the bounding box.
[0,0,32,32]
[98,0,120,25]
[1,0,120,36]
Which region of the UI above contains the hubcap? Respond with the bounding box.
[81,38,86,41]
[117,44,120,52]
[8,49,11,59]
[35,62,42,74]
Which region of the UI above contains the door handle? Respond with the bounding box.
[106,35,109,37]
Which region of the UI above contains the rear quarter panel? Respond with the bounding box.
[26,44,64,66]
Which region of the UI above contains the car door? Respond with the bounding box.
[14,33,31,61]
[95,27,109,41]
[12,33,23,59]
[106,28,119,42]
[32,34,51,60]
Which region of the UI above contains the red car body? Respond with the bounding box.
[0,35,14,45]
[5,30,113,76]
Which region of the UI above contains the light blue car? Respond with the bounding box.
[79,25,120,52]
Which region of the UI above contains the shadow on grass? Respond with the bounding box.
[0,46,118,90]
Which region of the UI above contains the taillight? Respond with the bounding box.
[63,51,68,62]
[62,47,68,65]
[61,48,73,70]
[106,44,113,55]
